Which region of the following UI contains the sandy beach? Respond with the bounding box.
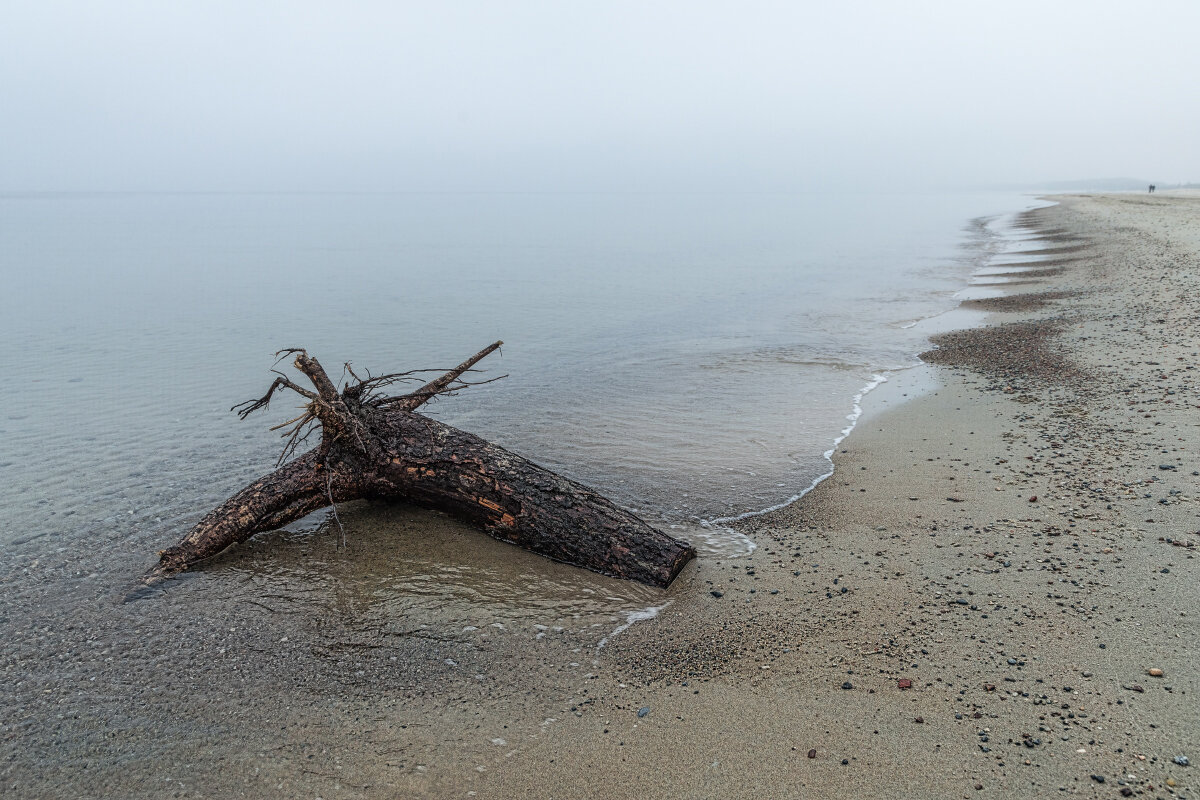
[470,193,1200,799]
[4,193,1198,799]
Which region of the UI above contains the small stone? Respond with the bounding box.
[637,706,650,718]
[1129,684,1144,693]
[841,759,849,765]
[898,678,912,690]
[1090,774,1105,783]
[807,749,817,759]
[1148,668,1164,677]
[914,716,924,724]
[1168,778,1177,787]
[974,784,983,791]
[841,681,853,690]
[1174,755,1189,766]
[710,590,724,598]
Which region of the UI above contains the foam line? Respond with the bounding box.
[699,372,890,527]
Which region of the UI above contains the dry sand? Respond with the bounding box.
[4,193,1197,799]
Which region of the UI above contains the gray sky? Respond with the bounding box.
[2,0,1197,191]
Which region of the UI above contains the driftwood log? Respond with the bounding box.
[144,343,695,589]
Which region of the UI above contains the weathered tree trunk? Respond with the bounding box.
[145,343,695,589]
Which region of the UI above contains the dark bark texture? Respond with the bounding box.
[146,343,695,589]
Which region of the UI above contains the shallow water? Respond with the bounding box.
[0,189,1055,636]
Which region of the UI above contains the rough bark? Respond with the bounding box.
[144,343,695,589]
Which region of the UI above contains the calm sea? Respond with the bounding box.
[0,190,1038,561]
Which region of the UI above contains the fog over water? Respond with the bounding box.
[0,188,1037,554]
[2,1,1198,192]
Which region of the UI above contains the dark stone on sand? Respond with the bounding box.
[961,290,1078,313]
[920,319,1083,386]
[841,681,853,690]
[637,706,650,718]
[710,590,723,598]
[1090,774,1105,783]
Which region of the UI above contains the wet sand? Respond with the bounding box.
[4,193,1199,798]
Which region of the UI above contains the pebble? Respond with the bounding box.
[1090,774,1105,783]
[1148,668,1164,677]
[807,749,817,759]
[841,681,853,690]
[710,590,724,598]
[637,706,650,718]
[1174,755,1189,766]
[898,678,912,690]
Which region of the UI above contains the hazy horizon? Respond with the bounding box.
[3,1,1198,192]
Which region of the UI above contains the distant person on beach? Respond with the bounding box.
[1149,184,1156,193]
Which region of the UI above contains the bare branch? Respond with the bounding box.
[391,340,504,412]
[231,377,317,420]
[375,372,508,408]
[269,411,311,432]
[276,410,318,465]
